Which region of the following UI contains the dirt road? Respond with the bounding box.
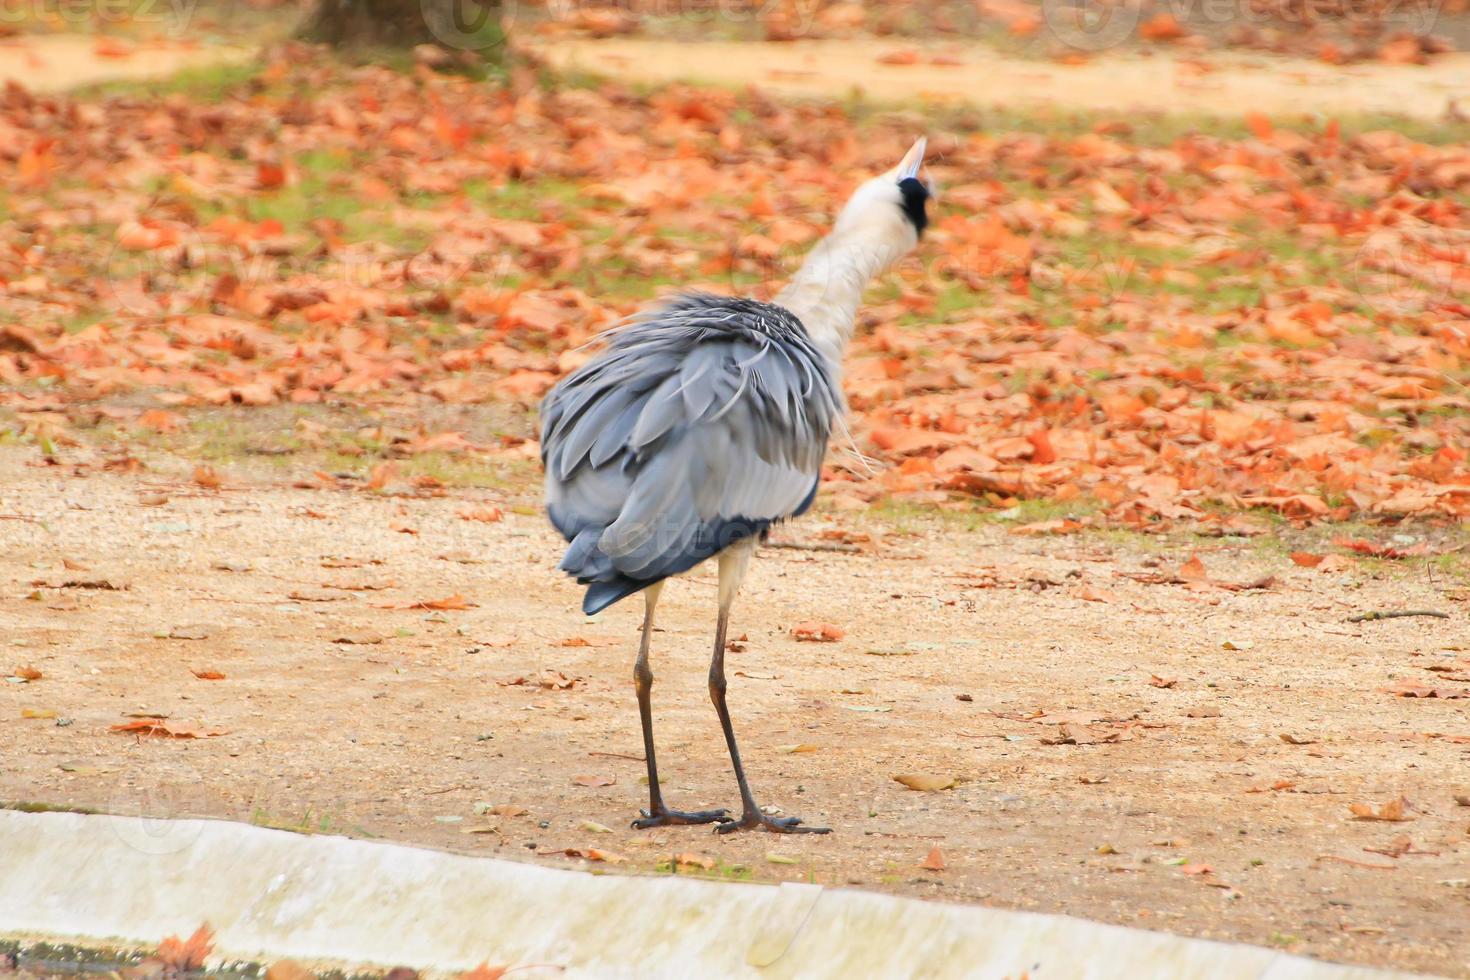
[0,34,248,93]
[533,37,1470,121]
[1,446,1466,974]
[6,30,1466,124]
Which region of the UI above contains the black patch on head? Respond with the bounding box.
[897,176,930,236]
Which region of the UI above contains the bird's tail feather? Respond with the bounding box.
[583,576,647,615]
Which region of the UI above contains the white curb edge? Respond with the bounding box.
[0,811,1439,979]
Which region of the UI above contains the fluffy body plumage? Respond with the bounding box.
[541,293,842,615]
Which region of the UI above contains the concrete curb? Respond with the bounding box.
[0,811,1435,979]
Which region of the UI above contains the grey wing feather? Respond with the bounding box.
[541,293,841,614]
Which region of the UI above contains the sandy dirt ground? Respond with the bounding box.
[5,31,1466,123]
[1,444,1467,975]
[0,35,249,93]
[532,37,1470,121]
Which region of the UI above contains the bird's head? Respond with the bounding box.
[831,136,932,256]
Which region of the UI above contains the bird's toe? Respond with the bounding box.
[714,810,831,834]
[632,806,730,829]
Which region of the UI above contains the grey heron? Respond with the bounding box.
[541,137,931,834]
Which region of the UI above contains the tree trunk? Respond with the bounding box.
[301,0,504,52]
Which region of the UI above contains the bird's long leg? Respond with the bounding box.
[710,539,830,835]
[630,581,729,829]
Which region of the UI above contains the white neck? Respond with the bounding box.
[774,229,905,368]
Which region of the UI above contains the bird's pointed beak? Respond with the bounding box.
[895,136,926,182]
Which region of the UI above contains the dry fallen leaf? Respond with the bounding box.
[191,668,226,681]
[1349,796,1414,822]
[893,773,958,792]
[156,924,214,970]
[920,845,946,871]
[1178,555,1208,582]
[110,719,227,739]
[457,964,511,980]
[408,594,475,610]
[537,846,626,864]
[333,631,385,645]
[572,774,615,787]
[791,622,845,642]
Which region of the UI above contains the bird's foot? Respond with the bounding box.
[632,806,730,829]
[714,809,831,834]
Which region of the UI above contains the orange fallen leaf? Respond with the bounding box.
[1138,12,1188,41]
[920,846,946,871]
[110,719,227,739]
[1010,518,1083,536]
[256,160,287,189]
[193,465,222,490]
[367,461,399,490]
[156,924,214,969]
[673,852,716,870]
[536,846,626,864]
[459,507,504,523]
[893,773,958,791]
[792,622,844,642]
[409,594,475,610]
[458,965,510,980]
[877,49,921,65]
[191,668,226,681]
[1349,796,1413,822]
[136,409,182,433]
